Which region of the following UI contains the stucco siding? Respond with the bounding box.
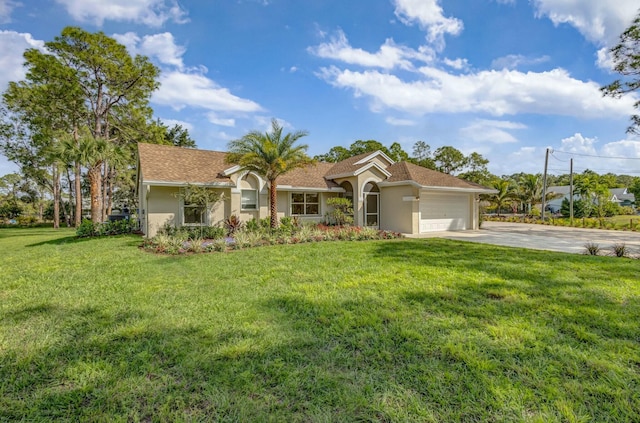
[146,186,180,237]
[380,185,416,233]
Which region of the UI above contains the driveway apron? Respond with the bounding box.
[411,221,640,256]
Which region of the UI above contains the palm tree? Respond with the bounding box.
[226,119,313,229]
[519,173,542,215]
[489,179,517,216]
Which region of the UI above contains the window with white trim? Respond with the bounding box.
[183,204,205,225]
[291,192,319,215]
[240,174,259,210]
[241,189,257,210]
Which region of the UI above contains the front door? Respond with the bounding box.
[364,192,379,228]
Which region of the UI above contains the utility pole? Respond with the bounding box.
[541,148,550,221]
[569,158,574,225]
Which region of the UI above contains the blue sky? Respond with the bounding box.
[1,0,639,177]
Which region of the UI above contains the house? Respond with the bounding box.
[546,185,636,213]
[136,143,495,237]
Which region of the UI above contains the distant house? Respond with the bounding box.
[546,185,636,213]
[136,143,495,237]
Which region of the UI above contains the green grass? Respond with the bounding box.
[1,228,639,422]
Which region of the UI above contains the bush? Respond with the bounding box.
[325,197,354,226]
[611,243,629,258]
[583,242,601,256]
[16,215,38,226]
[142,224,403,255]
[76,218,137,238]
[620,206,635,215]
[603,201,622,217]
[224,214,243,236]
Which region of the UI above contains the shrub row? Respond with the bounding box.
[76,219,138,237]
[143,223,403,255]
[583,242,638,258]
[484,215,639,231]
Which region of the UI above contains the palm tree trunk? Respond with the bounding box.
[101,161,108,221]
[269,179,278,228]
[74,162,82,226]
[89,164,102,223]
[53,166,60,229]
[106,167,115,216]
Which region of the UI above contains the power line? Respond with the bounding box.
[552,149,640,160]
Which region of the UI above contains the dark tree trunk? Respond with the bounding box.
[74,162,82,226]
[53,166,60,229]
[101,161,108,222]
[89,164,102,223]
[269,179,278,229]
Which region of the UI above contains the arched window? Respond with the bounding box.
[340,181,354,202]
[239,174,259,210]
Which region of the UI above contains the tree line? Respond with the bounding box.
[0,27,194,228]
[3,9,640,227]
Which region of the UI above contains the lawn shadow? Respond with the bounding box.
[25,233,143,247]
[2,300,412,421]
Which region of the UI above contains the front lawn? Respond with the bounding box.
[1,228,639,422]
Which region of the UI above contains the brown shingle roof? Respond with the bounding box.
[386,162,492,191]
[325,152,378,176]
[138,144,491,192]
[278,162,339,189]
[138,143,338,189]
[138,143,232,184]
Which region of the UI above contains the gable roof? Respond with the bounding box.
[384,161,493,192]
[138,143,493,192]
[278,162,340,190]
[138,143,232,185]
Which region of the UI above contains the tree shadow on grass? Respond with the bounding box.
[25,234,143,248]
[3,300,421,422]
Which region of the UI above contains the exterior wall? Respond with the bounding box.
[380,185,418,234]
[138,173,146,235]
[370,156,391,169]
[276,190,339,224]
[146,186,180,237]
[355,168,387,227]
[209,189,230,227]
[143,186,229,237]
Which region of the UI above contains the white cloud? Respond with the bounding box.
[460,119,526,144]
[159,118,193,132]
[317,65,636,119]
[595,47,614,71]
[559,133,598,155]
[55,0,188,27]
[308,29,434,70]
[207,113,236,127]
[553,134,640,174]
[531,0,638,45]
[601,139,640,159]
[385,117,417,126]
[0,30,45,92]
[152,70,262,113]
[442,57,469,70]
[0,0,20,23]
[392,0,463,48]
[491,54,550,70]
[113,32,185,68]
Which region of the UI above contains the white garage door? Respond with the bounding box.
[419,192,470,232]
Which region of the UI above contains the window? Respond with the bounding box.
[241,189,257,210]
[291,192,319,215]
[183,204,205,225]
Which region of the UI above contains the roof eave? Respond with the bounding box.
[142,180,235,187]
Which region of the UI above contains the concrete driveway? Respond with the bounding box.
[412,221,640,256]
